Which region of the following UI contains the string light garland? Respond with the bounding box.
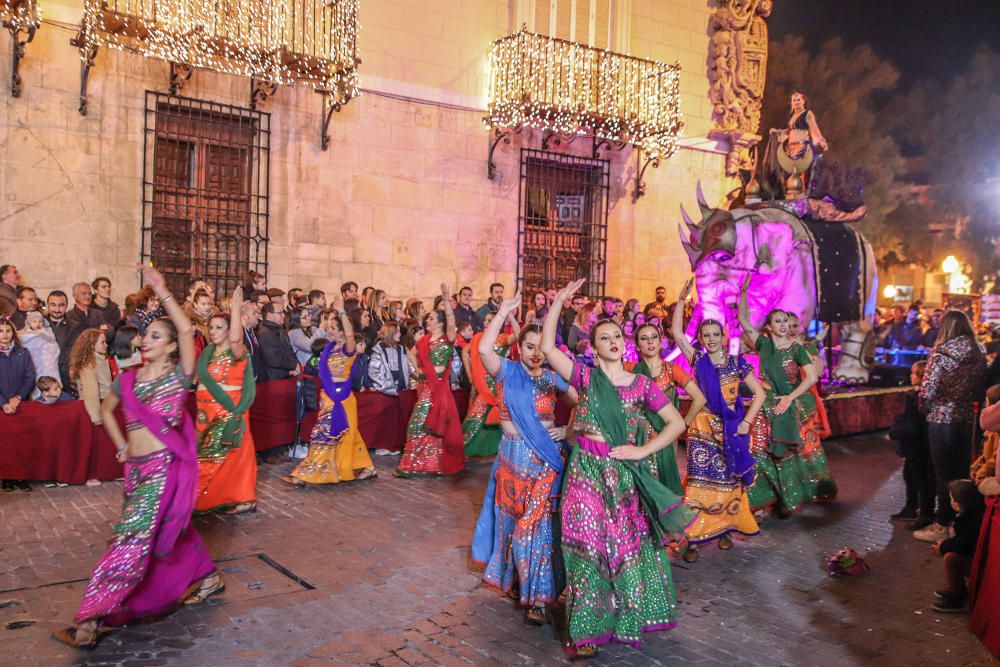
[1,0,40,34]
[485,28,684,160]
[77,0,359,104]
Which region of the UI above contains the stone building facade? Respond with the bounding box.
[0,0,737,303]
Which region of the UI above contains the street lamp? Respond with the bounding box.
[883,284,898,299]
[942,255,960,274]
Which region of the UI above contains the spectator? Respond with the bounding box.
[18,312,59,395]
[368,321,412,396]
[930,479,986,613]
[66,282,105,334]
[886,304,924,349]
[69,328,112,426]
[244,270,266,295]
[970,385,1000,487]
[0,317,36,415]
[111,324,142,374]
[454,286,483,333]
[567,303,597,354]
[35,376,67,404]
[253,290,270,310]
[307,289,327,322]
[288,307,324,365]
[128,286,163,334]
[360,286,375,308]
[915,310,987,543]
[90,277,121,334]
[600,296,617,321]
[367,289,388,346]
[0,264,19,315]
[613,298,626,324]
[256,303,299,382]
[560,293,587,343]
[267,287,287,312]
[525,292,549,324]
[188,289,215,355]
[644,286,668,319]
[624,298,641,322]
[476,282,504,321]
[387,300,404,323]
[10,286,39,330]
[185,277,214,305]
[242,300,264,382]
[341,281,359,302]
[287,288,305,311]
[405,298,425,321]
[888,361,934,529]
[351,334,370,392]
[920,308,945,350]
[45,290,73,388]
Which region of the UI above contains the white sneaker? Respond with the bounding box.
[913,522,951,543]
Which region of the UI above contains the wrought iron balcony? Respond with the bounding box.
[485,29,683,162]
[77,0,359,99]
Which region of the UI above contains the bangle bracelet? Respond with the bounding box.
[160,294,175,305]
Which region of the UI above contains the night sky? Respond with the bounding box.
[767,0,1000,86]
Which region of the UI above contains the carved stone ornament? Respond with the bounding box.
[708,0,772,175]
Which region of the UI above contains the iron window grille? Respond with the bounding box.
[142,91,270,298]
[517,148,610,309]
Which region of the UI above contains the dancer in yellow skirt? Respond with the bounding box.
[285,305,375,485]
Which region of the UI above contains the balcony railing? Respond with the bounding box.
[79,0,359,101]
[485,29,683,160]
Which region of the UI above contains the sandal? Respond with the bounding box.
[281,476,305,486]
[682,545,700,563]
[356,468,378,481]
[524,606,547,626]
[718,534,733,550]
[225,501,257,515]
[568,643,598,660]
[184,572,225,605]
[51,622,111,650]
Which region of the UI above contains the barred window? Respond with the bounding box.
[142,92,270,298]
[523,0,621,50]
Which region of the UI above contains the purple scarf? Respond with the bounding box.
[119,369,198,555]
[318,341,353,437]
[694,354,756,486]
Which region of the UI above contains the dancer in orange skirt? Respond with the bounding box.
[194,286,258,514]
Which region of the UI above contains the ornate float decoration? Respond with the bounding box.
[73,0,359,147]
[484,27,683,202]
[707,0,771,176]
[1,0,40,97]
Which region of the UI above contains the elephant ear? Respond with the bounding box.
[756,243,774,270]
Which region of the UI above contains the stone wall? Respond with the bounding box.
[0,0,735,304]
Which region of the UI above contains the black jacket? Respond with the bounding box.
[939,509,985,558]
[888,393,928,459]
[243,327,265,382]
[256,320,299,383]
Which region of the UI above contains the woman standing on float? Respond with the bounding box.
[541,279,692,659]
[55,266,219,649]
[471,292,577,625]
[671,279,764,560]
[286,300,376,485]
[194,285,258,514]
[738,275,818,516]
[395,284,465,477]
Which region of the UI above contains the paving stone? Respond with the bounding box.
[0,433,996,665]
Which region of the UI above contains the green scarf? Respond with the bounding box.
[582,366,693,544]
[756,335,801,456]
[631,359,684,495]
[195,345,257,459]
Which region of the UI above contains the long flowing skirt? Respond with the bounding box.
[969,496,1000,656]
[561,447,679,648]
[462,388,501,458]
[746,414,810,512]
[75,449,215,625]
[397,384,451,476]
[195,432,258,512]
[290,392,374,484]
[684,427,759,544]
[478,434,559,606]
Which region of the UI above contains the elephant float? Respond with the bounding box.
[678,186,878,383]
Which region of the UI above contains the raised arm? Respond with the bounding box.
[143,265,195,375]
[737,272,760,348]
[542,279,585,382]
[671,278,698,363]
[480,292,520,377]
[339,300,356,355]
[229,286,246,358]
[441,283,456,343]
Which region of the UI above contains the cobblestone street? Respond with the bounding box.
[1,433,995,666]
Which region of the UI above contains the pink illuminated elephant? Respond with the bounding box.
[678,187,878,383]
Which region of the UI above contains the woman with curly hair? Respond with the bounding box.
[70,328,113,425]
